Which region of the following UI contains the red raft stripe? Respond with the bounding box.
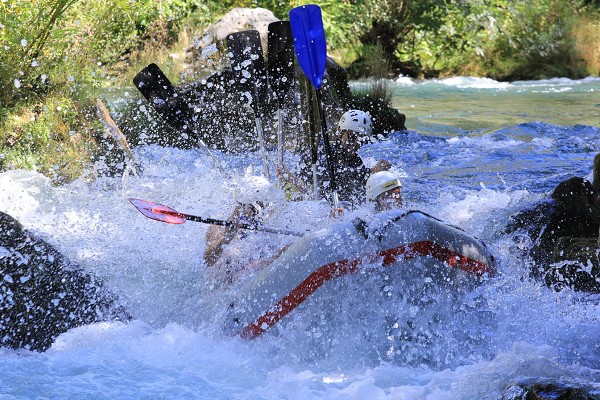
[239,240,494,339]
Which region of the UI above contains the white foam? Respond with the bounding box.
[2,80,600,398]
[431,76,511,89]
[394,75,415,85]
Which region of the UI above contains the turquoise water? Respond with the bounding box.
[1,76,600,399]
[389,76,600,130]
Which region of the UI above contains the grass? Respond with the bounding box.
[0,96,99,184]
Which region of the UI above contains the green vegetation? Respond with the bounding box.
[349,0,599,79]
[0,0,598,183]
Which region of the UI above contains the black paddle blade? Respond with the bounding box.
[267,21,295,101]
[133,63,191,134]
[226,30,269,112]
[133,63,176,103]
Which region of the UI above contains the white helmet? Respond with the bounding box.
[337,110,372,136]
[366,171,402,200]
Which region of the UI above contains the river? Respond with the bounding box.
[0,76,599,399]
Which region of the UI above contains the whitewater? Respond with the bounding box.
[1,76,600,399]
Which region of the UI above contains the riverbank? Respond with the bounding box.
[0,2,598,185]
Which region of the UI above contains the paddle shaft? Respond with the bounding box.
[254,113,271,180]
[300,73,320,200]
[156,208,303,237]
[276,108,284,168]
[315,89,339,207]
[289,5,339,208]
[267,21,294,172]
[227,31,271,180]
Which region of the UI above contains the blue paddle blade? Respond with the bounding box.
[289,4,327,89]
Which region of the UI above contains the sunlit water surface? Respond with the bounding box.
[1,77,600,399]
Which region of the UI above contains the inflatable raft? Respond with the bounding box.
[224,209,496,338]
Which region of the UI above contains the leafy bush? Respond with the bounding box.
[356,0,594,79]
[0,96,98,183]
[482,0,590,79]
[0,0,218,182]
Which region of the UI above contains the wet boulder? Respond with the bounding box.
[503,381,600,400]
[183,7,278,75]
[0,211,130,352]
[505,172,600,293]
[545,236,600,292]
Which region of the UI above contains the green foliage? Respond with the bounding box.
[319,1,367,50]
[348,44,393,79]
[379,0,595,79]
[390,0,495,75]
[209,0,367,50]
[481,0,589,79]
[0,96,98,183]
[0,0,219,182]
[0,0,597,183]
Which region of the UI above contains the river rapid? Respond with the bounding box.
[1,76,599,399]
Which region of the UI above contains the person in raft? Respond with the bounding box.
[203,171,404,284]
[202,201,286,286]
[277,109,391,206]
[365,170,403,212]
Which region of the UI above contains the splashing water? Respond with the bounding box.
[1,77,600,399]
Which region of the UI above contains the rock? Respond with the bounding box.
[506,177,600,265]
[184,8,278,76]
[505,155,600,293]
[545,236,600,292]
[550,177,600,238]
[0,211,130,352]
[503,381,600,400]
[351,89,407,134]
[552,236,598,262]
[506,201,600,292]
[505,199,557,264]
